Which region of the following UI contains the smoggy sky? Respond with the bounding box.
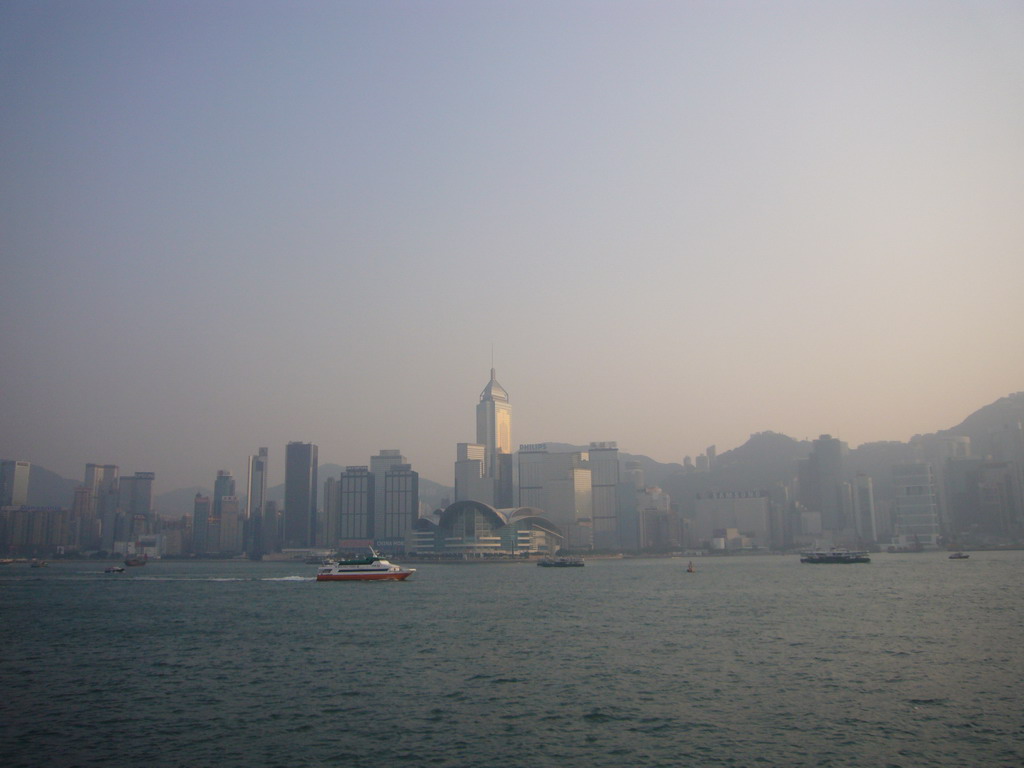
[2,1,1022,493]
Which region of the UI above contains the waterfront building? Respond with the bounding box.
[380,464,418,552]
[71,485,94,549]
[454,443,493,504]
[0,506,71,554]
[636,486,673,550]
[192,493,211,554]
[945,458,1024,542]
[245,448,269,555]
[853,474,878,543]
[339,466,374,543]
[284,442,318,548]
[322,476,341,547]
[0,460,30,507]
[589,442,620,550]
[409,500,562,557]
[798,435,850,534]
[261,500,280,554]
[84,463,119,551]
[516,444,593,551]
[118,471,154,539]
[213,471,235,518]
[694,492,771,549]
[371,450,406,539]
[892,462,941,548]
[219,496,243,554]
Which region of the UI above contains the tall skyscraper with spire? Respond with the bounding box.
[474,368,513,507]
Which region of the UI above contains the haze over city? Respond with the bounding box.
[2,1,1022,494]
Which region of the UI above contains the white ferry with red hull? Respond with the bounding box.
[315,550,415,582]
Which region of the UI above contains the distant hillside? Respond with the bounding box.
[940,391,1024,455]
[710,431,812,488]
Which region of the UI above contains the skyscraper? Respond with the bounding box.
[516,444,593,551]
[477,369,511,472]
[798,435,849,533]
[381,464,418,552]
[892,462,941,548]
[371,449,406,538]
[84,463,119,552]
[589,442,621,550]
[853,473,877,543]
[454,369,514,507]
[338,466,374,542]
[213,470,236,518]
[0,460,30,507]
[121,471,155,539]
[245,448,269,556]
[192,493,211,554]
[284,442,318,548]
[454,442,492,504]
[246,448,268,521]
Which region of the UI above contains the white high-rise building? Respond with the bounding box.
[892,462,941,548]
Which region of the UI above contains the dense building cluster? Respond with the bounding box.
[2,380,1023,558]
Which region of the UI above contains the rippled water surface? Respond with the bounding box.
[2,552,1022,767]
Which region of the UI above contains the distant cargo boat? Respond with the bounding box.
[123,554,147,567]
[800,549,870,564]
[316,550,415,581]
[537,556,585,568]
[948,552,970,560]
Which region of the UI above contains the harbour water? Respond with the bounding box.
[2,551,1022,767]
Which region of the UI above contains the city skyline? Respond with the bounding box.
[3,2,1022,494]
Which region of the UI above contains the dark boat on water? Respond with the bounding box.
[537,556,584,568]
[123,553,147,567]
[800,549,870,564]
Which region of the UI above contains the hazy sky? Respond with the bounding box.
[2,1,1022,494]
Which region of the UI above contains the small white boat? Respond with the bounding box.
[316,549,415,582]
